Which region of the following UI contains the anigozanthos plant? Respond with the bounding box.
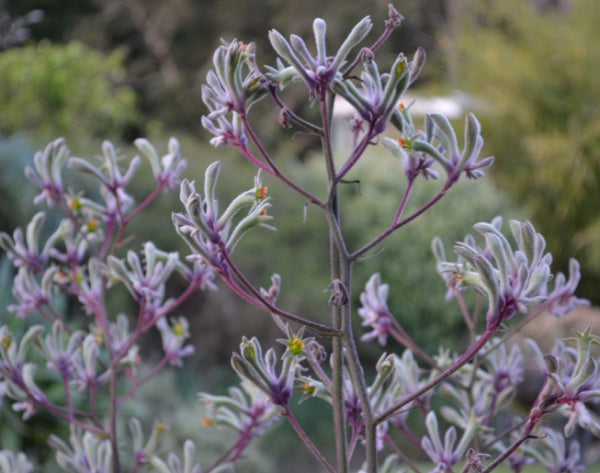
[0,5,593,473]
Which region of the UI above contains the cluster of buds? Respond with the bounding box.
[0,325,47,420]
[333,46,425,135]
[199,380,280,464]
[433,217,587,329]
[268,15,372,98]
[173,161,274,268]
[542,327,600,437]
[106,241,190,317]
[49,427,113,473]
[127,418,204,473]
[201,40,268,148]
[0,136,221,471]
[231,336,299,407]
[439,338,525,434]
[421,411,480,473]
[357,273,395,345]
[383,112,494,184]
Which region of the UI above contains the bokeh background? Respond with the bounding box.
[0,0,598,471]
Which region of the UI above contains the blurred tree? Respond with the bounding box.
[0,40,139,141]
[454,0,600,302]
[3,0,453,133]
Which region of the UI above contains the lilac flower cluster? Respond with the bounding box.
[0,138,215,471]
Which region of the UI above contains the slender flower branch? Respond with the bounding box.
[392,177,415,225]
[218,245,342,335]
[351,177,456,261]
[384,435,424,473]
[376,328,495,424]
[342,5,404,78]
[242,115,324,206]
[335,125,375,182]
[266,83,324,135]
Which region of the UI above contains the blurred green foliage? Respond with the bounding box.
[0,41,138,142]
[455,0,600,301]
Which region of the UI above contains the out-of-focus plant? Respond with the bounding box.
[0,5,595,473]
[0,41,138,140]
[454,0,600,302]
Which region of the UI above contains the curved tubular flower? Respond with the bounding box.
[544,328,600,437]
[134,137,187,189]
[0,211,48,271]
[201,40,268,147]
[49,426,113,473]
[8,265,57,319]
[0,450,33,473]
[70,334,103,391]
[0,325,48,418]
[268,15,372,98]
[421,411,478,473]
[148,439,203,473]
[155,316,195,367]
[231,336,298,407]
[37,321,85,379]
[69,140,141,197]
[358,273,394,345]
[24,138,68,206]
[106,241,186,317]
[200,380,280,438]
[434,218,585,329]
[546,258,590,316]
[520,427,585,473]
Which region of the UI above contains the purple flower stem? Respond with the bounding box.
[283,405,337,473]
[38,305,71,334]
[118,355,171,407]
[385,434,424,473]
[375,327,496,424]
[61,372,73,420]
[140,277,203,333]
[480,293,565,359]
[342,14,402,78]
[351,176,457,261]
[109,366,121,473]
[203,428,255,473]
[218,246,341,335]
[267,84,324,135]
[123,181,167,227]
[335,125,375,182]
[348,424,360,458]
[392,177,415,226]
[482,418,528,450]
[452,287,475,335]
[19,383,107,434]
[100,219,116,259]
[242,116,323,206]
[306,354,333,389]
[395,419,425,452]
[389,318,438,368]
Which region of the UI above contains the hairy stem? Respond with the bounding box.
[375,328,496,424]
